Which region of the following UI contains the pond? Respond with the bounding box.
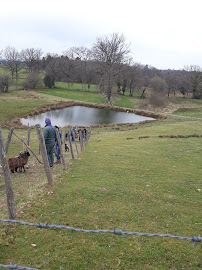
[20,106,154,127]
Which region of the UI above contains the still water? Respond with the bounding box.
[21,106,154,127]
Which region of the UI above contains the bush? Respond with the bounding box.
[23,72,43,90]
[149,93,167,108]
[43,74,55,88]
[0,73,10,92]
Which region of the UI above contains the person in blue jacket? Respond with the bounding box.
[43,118,56,167]
[54,125,62,164]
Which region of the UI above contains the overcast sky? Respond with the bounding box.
[1,0,201,70]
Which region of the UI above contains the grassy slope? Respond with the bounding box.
[0,120,201,269]
[0,88,202,269]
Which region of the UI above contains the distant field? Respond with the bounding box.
[55,81,97,92]
[173,107,202,118]
[36,88,106,104]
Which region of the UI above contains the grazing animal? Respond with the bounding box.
[65,144,69,152]
[8,151,30,173]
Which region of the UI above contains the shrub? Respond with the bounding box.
[23,72,43,90]
[149,93,167,108]
[43,74,55,88]
[0,73,10,92]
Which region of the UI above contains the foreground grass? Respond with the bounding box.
[0,119,201,269]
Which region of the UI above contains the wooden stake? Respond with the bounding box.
[5,127,14,155]
[27,125,31,146]
[55,128,66,170]
[0,126,16,219]
[72,131,79,157]
[68,132,74,160]
[79,130,83,152]
[35,124,53,185]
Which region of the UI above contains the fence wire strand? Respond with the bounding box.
[0,263,62,270]
[0,263,40,270]
[0,219,201,247]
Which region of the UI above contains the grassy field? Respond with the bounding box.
[173,107,202,118]
[0,87,202,269]
[0,119,201,269]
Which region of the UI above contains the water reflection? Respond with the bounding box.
[21,106,154,127]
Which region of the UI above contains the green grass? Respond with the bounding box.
[35,88,145,109]
[0,120,201,269]
[173,107,202,118]
[36,88,106,104]
[177,97,202,105]
[55,81,97,92]
[0,91,55,123]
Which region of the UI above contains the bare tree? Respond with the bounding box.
[61,49,78,89]
[70,46,92,91]
[45,53,61,83]
[138,65,156,98]
[184,65,202,99]
[4,46,22,89]
[21,48,43,73]
[93,33,130,104]
[149,75,168,94]
[164,71,178,97]
[123,59,140,96]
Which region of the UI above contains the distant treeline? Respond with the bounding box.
[0,33,202,102]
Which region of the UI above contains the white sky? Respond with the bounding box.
[1,0,202,70]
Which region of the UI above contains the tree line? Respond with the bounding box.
[1,33,202,103]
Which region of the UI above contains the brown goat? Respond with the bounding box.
[8,151,30,173]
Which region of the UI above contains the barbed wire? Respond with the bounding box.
[0,219,201,247]
[0,263,39,270]
[0,263,62,270]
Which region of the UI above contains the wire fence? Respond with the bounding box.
[0,219,201,246]
[0,263,42,270]
[0,263,62,270]
[1,219,201,269]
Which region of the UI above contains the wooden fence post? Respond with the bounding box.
[27,125,31,146]
[68,132,74,160]
[79,130,82,152]
[35,124,53,185]
[5,127,14,155]
[0,126,16,219]
[64,129,67,144]
[84,131,87,147]
[86,130,89,143]
[55,128,66,170]
[72,132,79,157]
[81,130,84,151]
